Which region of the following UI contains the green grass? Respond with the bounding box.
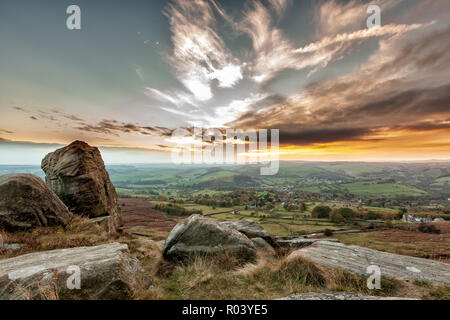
[296,181,426,197]
[433,176,450,186]
[340,181,426,197]
[315,163,385,176]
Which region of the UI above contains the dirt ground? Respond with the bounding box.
[120,198,183,240]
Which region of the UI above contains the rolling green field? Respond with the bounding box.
[298,181,425,197]
[105,162,449,200]
[433,176,450,186]
[338,181,426,197]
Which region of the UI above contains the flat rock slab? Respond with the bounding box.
[279,292,415,300]
[0,243,150,300]
[290,241,450,285]
[276,238,339,248]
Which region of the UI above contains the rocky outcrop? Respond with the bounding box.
[163,215,257,262]
[0,243,151,300]
[289,241,450,285]
[0,174,72,231]
[276,237,339,248]
[278,292,415,300]
[41,141,122,232]
[220,220,278,248]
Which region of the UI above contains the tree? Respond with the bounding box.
[312,205,332,218]
[365,211,381,220]
[330,212,345,223]
[299,202,307,212]
[336,207,356,219]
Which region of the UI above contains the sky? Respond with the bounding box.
[0,0,449,164]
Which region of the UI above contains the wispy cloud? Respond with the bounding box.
[145,87,198,107]
[315,0,402,36]
[241,0,428,83]
[73,119,178,139]
[133,64,145,81]
[268,0,293,17]
[165,0,243,101]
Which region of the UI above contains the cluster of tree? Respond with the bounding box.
[153,203,202,216]
[194,197,234,208]
[193,190,282,208]
[311,205,394,223]
[283,202,307,212]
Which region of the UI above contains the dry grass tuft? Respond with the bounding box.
[3,218,449,301]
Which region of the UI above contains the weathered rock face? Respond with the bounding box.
[0,174,72,231]
[220,220,278,248]
[251,237,269,248]
[0,243,151,300]
[41,141,122,232]
[163,215,257,262]
[278,292,416,300]
[289,241,450,285]
[276,237,339,248]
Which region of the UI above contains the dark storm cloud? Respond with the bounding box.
[278,127,376,145]
[312,84,450,127]
[395,120,450,132]
[229,23,450,146]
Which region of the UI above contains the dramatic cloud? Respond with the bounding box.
[238,0,426,83]
[230,23,450,146]
[3,0,449,160]
[165,0,243,101]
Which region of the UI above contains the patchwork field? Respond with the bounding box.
[298,181,426,197]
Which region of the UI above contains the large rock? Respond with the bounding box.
[220,220,279,248]
[41,141,122,232]
[163,215,257,262]
[278,292,415,300]
[0,243,150,300]
[0,174,72,231]
[289,241,450,285]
